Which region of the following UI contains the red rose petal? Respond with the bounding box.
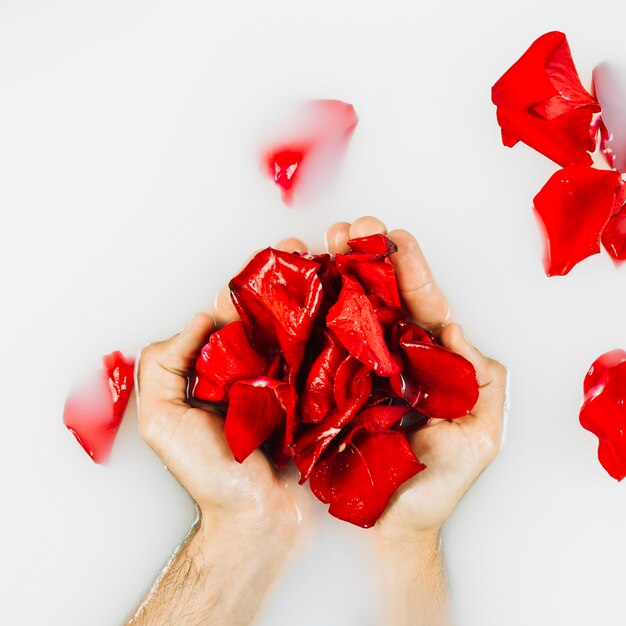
[230,247,323,375]
[335,253,402,309]
[602,203,626,264]
[533,166,625,276]
[301,330,347,423]
[580,350,626,480]
[309,428,425,528]
[193,321,270,403]
[492,31,600,167]
[225,378,296,463]
[353,404,413,430]
[326,274,401,376]
[262,100,358,204]
[347,234,398,256]
[264,146,308,204]
[63,351,135,464]
[333,355,372,410]
[293,358,372,482]
[391,327,479,420]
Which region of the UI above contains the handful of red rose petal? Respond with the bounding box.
[192,235,479,527]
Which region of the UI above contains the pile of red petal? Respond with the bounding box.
[580,350,626,480]
[492,31,626,276]
[192,234,479,528]
[63,351,135,463]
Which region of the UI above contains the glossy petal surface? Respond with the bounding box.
[533,166,624,276]
[326,275,401,376]
[63,351,135,463]
[293,358,372,482]
[492,31,599,167]
[193,321,269,402]
[225,378,295,463]
[347,234,398,256]
[230,247,322,373]
[580,350,626,480]
[392,326,479,420]
[301,330,346,423]
[602,204,626,263]
[309,428,425,528]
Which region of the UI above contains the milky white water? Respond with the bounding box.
[3,2,626,624]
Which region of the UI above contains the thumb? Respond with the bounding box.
[438,323,492,386]
[159,312,217,375]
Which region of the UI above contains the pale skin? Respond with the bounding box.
[127,216,507,626]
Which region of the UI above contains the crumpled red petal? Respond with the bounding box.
[492,31,600,167]
[580,350,626,480]
[293,357,372,482]
[335,253,402,309]
[390,325,479,420]
[301,330,347,423]
[533,166,625,276]
[193,321,270,403]
[230,247,323,374]
[63,351,135,464]
[225,378,296,463]
[309,428,425,528]
[346,234,398,256]
[326,274,401,376]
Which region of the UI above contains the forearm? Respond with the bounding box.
[375,530,451,626]
[128,516,291,626]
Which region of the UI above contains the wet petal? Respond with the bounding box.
[293,358,372,481]
[301,330,347,423]
[193,321,270,403]
[602,203,626,264]
[492,31,599,167]
[533,166,625,276]
[63,351,135,464]
[225,378,296,463]
[393,326,479,420]
[230,248,323,375]
[580,350,626,480]
[335,253,402,309]
[309,428,425,528]
[262,100,358,204]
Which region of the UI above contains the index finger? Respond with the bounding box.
[387,229,451,332]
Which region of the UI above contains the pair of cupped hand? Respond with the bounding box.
[135,216,507,547]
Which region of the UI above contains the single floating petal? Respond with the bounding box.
[492,31,600,167]
[533,166,624,276]
[262,100,358,205]
[63,351,135,464]
[580,350,626,480]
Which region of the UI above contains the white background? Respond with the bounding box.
[2,1,626,624]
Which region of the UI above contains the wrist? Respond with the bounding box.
[374,525,441,566]
[196,503,299,565]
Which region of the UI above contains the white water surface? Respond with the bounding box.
[3,1,626,624]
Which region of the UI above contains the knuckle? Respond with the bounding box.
[488,359,507,388]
